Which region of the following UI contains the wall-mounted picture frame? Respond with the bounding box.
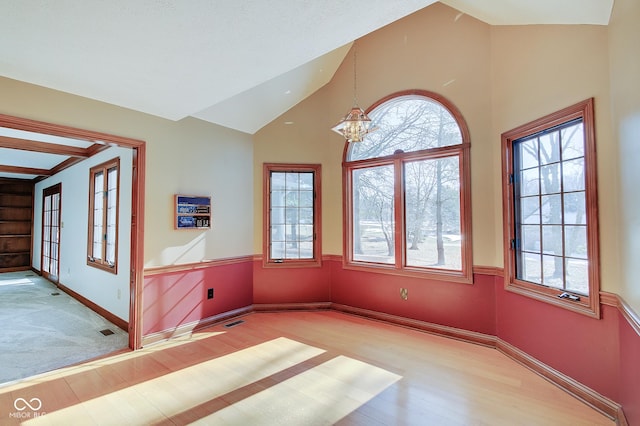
[175,194,211,229]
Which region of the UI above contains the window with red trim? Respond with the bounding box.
[263,163,321,267]
[501,98,600,317]
[343,91,473,282]
[87,158,119,273]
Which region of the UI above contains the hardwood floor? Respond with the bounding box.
[0,311,614,425]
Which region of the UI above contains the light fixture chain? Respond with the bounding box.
[353,43,358,106]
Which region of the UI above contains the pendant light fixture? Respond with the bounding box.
[331,42,377,143]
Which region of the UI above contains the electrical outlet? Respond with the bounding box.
[207,288,214,299]
[117,289,121,300]
[400,288,408,300]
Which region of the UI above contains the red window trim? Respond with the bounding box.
[87,157,120,274]
[501,98,600,318]
[262,163,322,268]
[342,89,473,283]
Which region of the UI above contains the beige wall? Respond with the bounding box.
[253,3,639,312]
[0,76,254,268]
[490,24,619,296]
[254,3,494,263]
[609,0,640,312]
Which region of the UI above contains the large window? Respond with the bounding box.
[87,158,119,273]
[501,98,600,317]
[263,163,321,267]
[343,90,472,282]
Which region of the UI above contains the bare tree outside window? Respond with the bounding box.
[514,121,588,295]
[344,91,472,281]
[501,98,599,317]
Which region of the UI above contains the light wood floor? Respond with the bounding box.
[0,311,614,425]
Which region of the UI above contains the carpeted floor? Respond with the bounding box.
[0,271,128,385]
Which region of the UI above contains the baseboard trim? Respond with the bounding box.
[141,305,253,347]
[332,303,626,425]
[57,282,128,332]
[496,339,623,423]
[253,302,332,312]
[331,303,497,348]
[137,302,627,425]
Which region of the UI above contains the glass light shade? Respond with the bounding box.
[331,106,377,143]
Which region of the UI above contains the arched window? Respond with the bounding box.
[343,90,472,282]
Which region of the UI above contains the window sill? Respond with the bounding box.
[505,280,600,319]
[262,259,322,269]
[87,260,118,275]
[343,261,473,284]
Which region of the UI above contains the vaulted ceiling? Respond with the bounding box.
[0,0,613,180]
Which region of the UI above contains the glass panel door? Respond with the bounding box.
[42,184,61,282]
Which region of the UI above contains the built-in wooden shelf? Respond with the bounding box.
[0,178,34,271]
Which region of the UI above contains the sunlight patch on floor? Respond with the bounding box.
[0,278,34,286]
[23,337,326,425]
[194,355,402,425]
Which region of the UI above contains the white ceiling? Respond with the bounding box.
[0,0,612,180]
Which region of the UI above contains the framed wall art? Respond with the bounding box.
[175,194,211,229]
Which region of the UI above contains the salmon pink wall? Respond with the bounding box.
[252,259,331,304]
[495,280,620,401]
[330,260,496,336]
[141,258,639,422]
[143,261,252,335]
[619,312,640,425]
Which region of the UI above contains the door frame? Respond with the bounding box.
[0,113,145,350]
[41,183,61,283]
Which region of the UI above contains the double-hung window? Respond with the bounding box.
[87,158,119,273]
[501,98,600,317]
[263,163,321,267]
[343,90,473,282]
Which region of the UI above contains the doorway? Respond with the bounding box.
[0,112,145,350]
[41,183,61,283]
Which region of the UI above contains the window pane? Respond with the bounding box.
[93,171,104,259]
[285,172,299,188]
[299,190,313,208]
[518,252,542,284]
[271,191,286,206]
[271,207,285,226]
[271,241,285,259]
[352,165,394,264]
[562,158,585,192]
[542,254,563,289]
[566,258,588,295]
[541,194,562,225]
[285,190,299,206]
[268,169,315,260]
[106,167,118,264]
[564,192,586,225]
[405,157,461,271]
[520,168,539,196]
[539,132,560,165]
[519,138,538,169]
[520,196,540,225]
[561,123,584,160]
[542,225,563,255]
[348,96,462,161]
[565,225,587,259]
[540,163,560,194]
[521,225,540,253]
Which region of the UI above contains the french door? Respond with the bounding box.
[42,184,61,282]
